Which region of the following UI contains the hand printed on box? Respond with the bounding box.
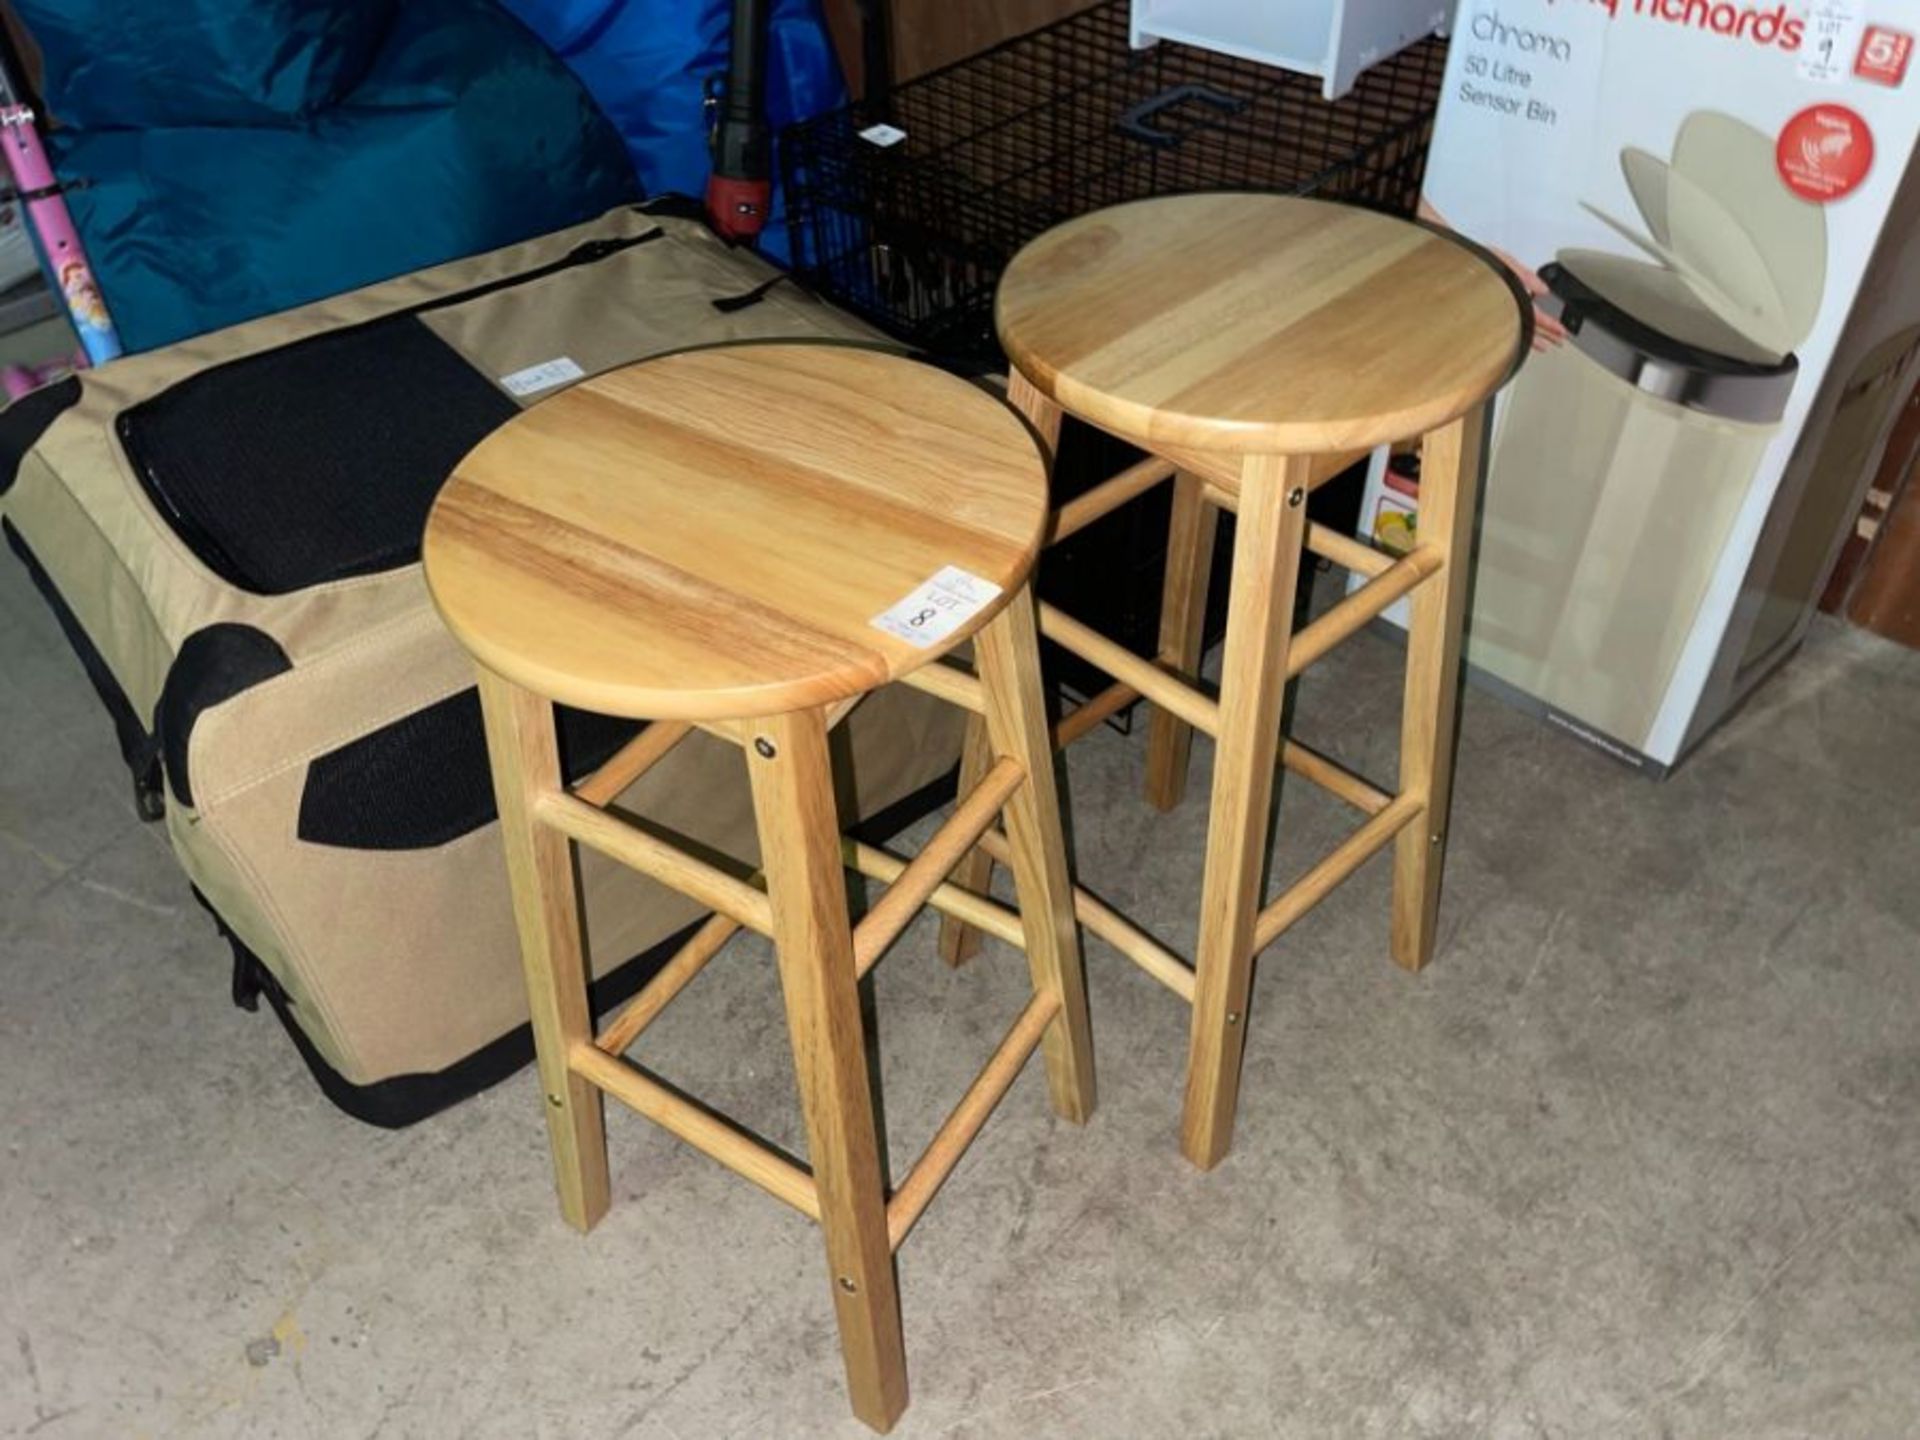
[1418,199,1568,353]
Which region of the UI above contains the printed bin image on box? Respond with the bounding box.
[1472,112,1824,747]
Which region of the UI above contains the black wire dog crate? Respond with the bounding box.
[781,0,1448,361]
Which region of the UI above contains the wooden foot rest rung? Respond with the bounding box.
[899,660,985,714]
[1055,680,1138,749]
[852,757,1026,978]
[845,838,1029,952]
[1253,791,1425,951]
[824,694,868,731]
[578,751,1044,1058]
[569,1041,822,1221]
[1281,741,1391,816]
[574,720,695,807]
[538,791,774,936]
[1286,545,1441,680]
[1072,885,1195,1003]
[596,910,744,1057]
[886,989,1060,1251]
[1163,442,1366,500]
[1049,685,1388,824]
[976,828,1194,1003]
[1305,523,1393,580]
[581,984,1062,1253]
[1038,602,1219,737]
[1049,456,1176,546]
[1195,482,1394,579]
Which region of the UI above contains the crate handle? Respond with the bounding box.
[1117,84,1248,147]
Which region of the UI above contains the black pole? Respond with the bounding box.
[0,21,38,116]
[859,0,893,112]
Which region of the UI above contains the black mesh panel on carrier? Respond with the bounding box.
[782,0,1449,361]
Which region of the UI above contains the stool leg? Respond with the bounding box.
[1392,406,1487,973]
[1144,469,1219,811]
[476,666,611,1233]
[746,708,907,1432]
[939,369,1066,966]
[974,585,1096,1124]
[1180,454,1310,1171]
[935,716,995,967]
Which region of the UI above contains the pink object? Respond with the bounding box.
[1383,456,1421,501]
[0,96,121,366]
[1,353,80,400]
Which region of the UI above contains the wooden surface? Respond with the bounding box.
[1391,408,1486,972]
[968,198,1514,1169]
[1180,453,1310,1171]
[1143,470,1217,811]
[1039,601,1219,732]
[975,588,1097,1123]
[847,836,1028,949]
[424,343,1048,721]
[852,756,1024,977]
[475,668,611,1232]
[1256,793,1424,953]
[1055,680,1136,747]
[1848,467,1920,645]
[940,374,1065,966]
[595,911,741,1057]
[821,0,1089,90]
[569,1042,822,1220]
[997,194,1525,455]
[936,718,994,968]
[747,708,908,1432]
[885,991,1058,1250]
[539,789,775,936]
[1833,380,1920,647]
[1051,455,1176,544]
[1285,544,1441,678]
[573,720,692,807]
[984,820,1194,1002]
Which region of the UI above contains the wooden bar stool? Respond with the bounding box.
[940,194,1528,1171]
[420,342,1094,1434]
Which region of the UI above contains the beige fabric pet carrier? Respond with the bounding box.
[0,201,964,1123]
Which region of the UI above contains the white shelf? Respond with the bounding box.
[1134,0,1335,79]
[1132,0,1447,101]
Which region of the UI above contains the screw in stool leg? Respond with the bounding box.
[1180,453,1310,1171]
[1145,469,1220,812]
[1392,406,1487,973]
[747,707,907,1432]
[936,713,996,967]
[975,584,1096,1124]
[475,666,611,1232]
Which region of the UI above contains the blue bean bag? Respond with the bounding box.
[23,0,642,352]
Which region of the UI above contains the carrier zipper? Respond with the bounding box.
[3,516,168,816]
[413,227,666,316]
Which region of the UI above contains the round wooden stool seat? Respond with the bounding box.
[423,343,1048,720]
[996,193,1526,456]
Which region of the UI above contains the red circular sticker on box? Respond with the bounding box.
[1776,105,1874,202]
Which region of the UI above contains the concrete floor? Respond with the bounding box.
[3,545,1918,1440]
